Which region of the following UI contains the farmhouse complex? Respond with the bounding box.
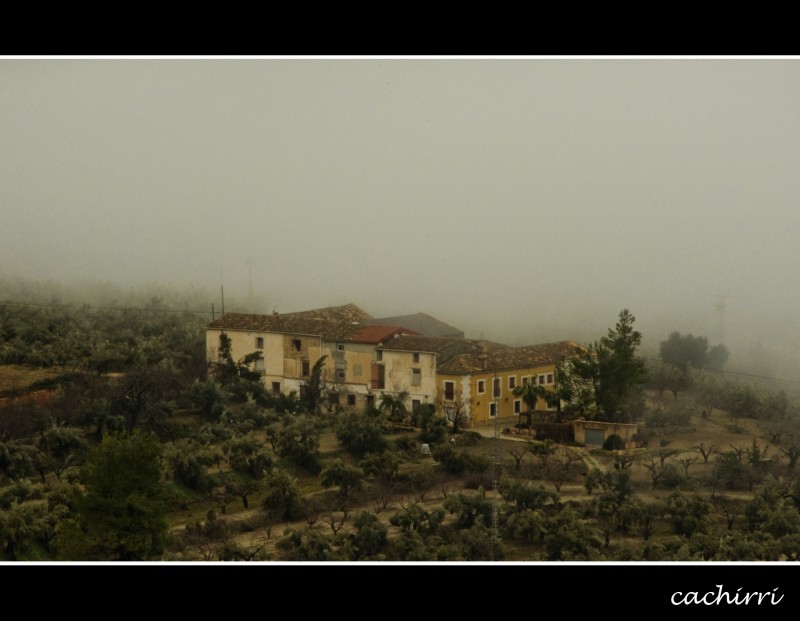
[206,303,587,428]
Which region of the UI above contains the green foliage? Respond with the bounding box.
[745,477,800,538]
[664,493,710,538]
[262,468,302,521]
[543,508,602,560]
[299,356,327,414]
[443,490,494,529]
[276,525,339,561]
[224,433,272,478]
[602,434,625,451]
[334,410,389,458]
[350,510,388,560]
[558,309,648,422]
[190,378,227,421]
[165,438,218,492]
[60,431,168,560]
[389,502,445,535]
[320,458,365,498]
[417,404,447,445]
[499,480,559,512]
[275,415,322,473]
[431,445,489,475]
[360,450,402,484]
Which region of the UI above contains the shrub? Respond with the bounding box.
[602,434,625,451]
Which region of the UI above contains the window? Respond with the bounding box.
[509,376,516,390]
[329,393,340,406]
[271,382,281,394]
[514,400,521,414]
[522,376,529,385]
[256,337,264,349]
[413,352,420,363]
[490,402,497,417]
[444,381,455,401]
[255,359,265,372]
[477,380,485,394]
[376,350,383,361]
[302,360,310,377]
[337,344,345,352]
[492,377,501,399]
[412,368,421,386]
[412,399,421,413]
[292,339,301,351]
[366,395,375,409]
[347,394,356,406]
[538,374,546,385]
[353,364,362,377]
[547,373,554,384]
[337,369,346,381]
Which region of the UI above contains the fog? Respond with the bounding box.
[2,57,800,378]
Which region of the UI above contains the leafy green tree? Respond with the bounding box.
[335,410,389,458]
[0,440,38,481]
[0,499,54,560]
[58,432,168,560]
[745,477,800,538]
[594,309,649,421]
[664,493,710,538]
[349,510,388,560]
[224,433,272,478]
[706,344,730,371]
[443,490,494,529]
[275,415,322,473]
[379,391,409,422]
[276,525,339,561]
[262,468,302,521]
[558,310,648,422]
[500,480,559,512]
[659,332,711,372]
[360,450,403,485]
[165,438,218,492]
[389,502,445,536]
[300,356,327,414]
[543,508,602,560]
[221,472,263,509]
[431,445,489,475]
[37,421,87,480]
[417,404,447,445]
[320,459,365,499]
[190,378,227,421]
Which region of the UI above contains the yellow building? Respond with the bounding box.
[436,341,588,428]
[206,304,429,410]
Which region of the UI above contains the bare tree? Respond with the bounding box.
[642,459,666,489]
[691,441,720,464]
[322,503,350,535]
[678,456,699,477]
[508,445,530,471]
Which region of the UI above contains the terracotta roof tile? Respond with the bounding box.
[207,304,374,340]
[437,340,588,375]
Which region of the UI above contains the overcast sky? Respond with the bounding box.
[2,57,799,371]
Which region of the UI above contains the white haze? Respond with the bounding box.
[2,57,800,378]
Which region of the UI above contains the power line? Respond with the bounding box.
[642,355,800,386]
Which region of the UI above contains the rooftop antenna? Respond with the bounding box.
[247,257,253,310]
[491,369,500,561]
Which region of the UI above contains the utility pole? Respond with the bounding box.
[714,293,729,344]
[491,371,500,560]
